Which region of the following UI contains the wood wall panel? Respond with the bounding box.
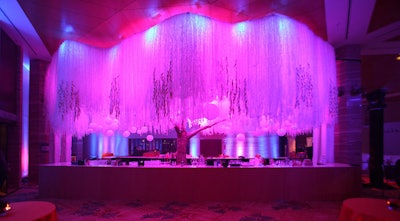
[334,46,364,166]
[29,59,50,184]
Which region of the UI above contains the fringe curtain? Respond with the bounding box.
[45,13,337,139]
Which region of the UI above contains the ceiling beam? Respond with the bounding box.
[325,0,376,47]
[0,0,51,60]
[325,0,349,47]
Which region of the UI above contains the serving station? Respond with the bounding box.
[39,161,361,202]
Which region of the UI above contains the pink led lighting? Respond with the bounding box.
[21,55,30,178]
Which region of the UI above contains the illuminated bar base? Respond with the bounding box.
[39,163,361,202]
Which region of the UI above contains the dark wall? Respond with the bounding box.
[200,139,222,157]
[0,28,22,192]
[362,54,400,123]
[0,29,19,114]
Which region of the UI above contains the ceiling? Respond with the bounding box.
[1,0,400,94]
[1,0,399,58]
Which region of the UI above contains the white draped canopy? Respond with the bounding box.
[45,13,337,140]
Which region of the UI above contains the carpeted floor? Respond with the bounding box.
[1,176,399,221]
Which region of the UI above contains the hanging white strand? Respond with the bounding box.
[45,13,337,138]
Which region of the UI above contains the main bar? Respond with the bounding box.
[39,162,361,202]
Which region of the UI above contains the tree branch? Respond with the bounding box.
[172,118,184,133]
[187,119,227,139]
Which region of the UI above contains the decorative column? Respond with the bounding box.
[29,59,50,184]
[366,89,386,187]
[334,46,363,165]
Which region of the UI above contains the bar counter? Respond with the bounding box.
[39,162,361,202]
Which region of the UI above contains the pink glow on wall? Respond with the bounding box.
[224,134,234,156]
[236,139,245,157]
